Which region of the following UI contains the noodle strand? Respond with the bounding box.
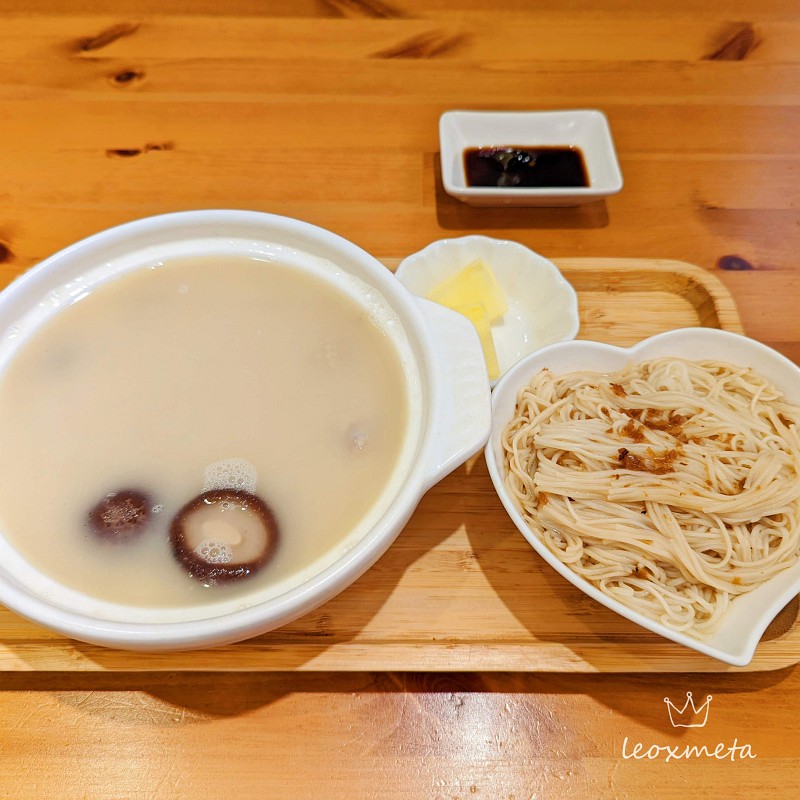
[502,358,800,638]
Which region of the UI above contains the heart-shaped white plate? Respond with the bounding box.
[485,327,800,666]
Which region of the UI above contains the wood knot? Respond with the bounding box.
[717,255,754,271]
[703,22,760,61]
[110,69,145,86]
[321,0,405,18]
[0,242,12,263]
[77,22,140,53]
[105,141,174,158]
[372,30,468,59]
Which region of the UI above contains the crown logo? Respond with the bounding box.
[663,692,713,728]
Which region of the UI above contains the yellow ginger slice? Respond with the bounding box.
[427,259,507,322]
[453,302,500,381]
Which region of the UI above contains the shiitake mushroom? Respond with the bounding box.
[87,489,152,541]
[169,489,278,583]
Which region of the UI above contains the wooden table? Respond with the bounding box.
[1,1,799,797]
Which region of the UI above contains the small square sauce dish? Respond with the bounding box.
[439,109,623,207]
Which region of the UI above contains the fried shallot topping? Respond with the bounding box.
[617,447,678,474]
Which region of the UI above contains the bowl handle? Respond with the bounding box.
[415,298,492,490]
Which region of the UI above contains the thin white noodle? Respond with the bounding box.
[502,358,800,638]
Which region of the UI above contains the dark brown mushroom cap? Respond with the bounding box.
[169,489,278,583]
[88,489,151,541]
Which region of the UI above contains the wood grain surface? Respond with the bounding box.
[0,1,799,797]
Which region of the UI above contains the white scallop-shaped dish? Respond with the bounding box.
[485,328,800,666]
[396,236,579,387]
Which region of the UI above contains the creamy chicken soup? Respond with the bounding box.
[0,254,414,609]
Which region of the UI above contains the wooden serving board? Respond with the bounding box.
[1,258,798,674]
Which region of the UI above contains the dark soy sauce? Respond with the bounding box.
[464,146,589,188]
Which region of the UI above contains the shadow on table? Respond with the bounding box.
[462,459,800,736]
[1,662,795,735]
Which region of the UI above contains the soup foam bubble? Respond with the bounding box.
[202,458,258,494]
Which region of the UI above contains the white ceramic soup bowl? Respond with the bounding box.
[0,210,492,650]
[486,328,800,666]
